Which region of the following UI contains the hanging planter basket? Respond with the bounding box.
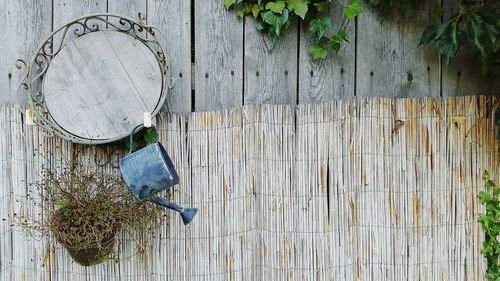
[60,232,118,266]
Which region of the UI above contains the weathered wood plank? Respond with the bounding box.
[244,18,298,105]
[441,0,500,96]
[194,0,243,111]
[356,1,441,97]
[0,0,51,106]
[107,0,145,19]
[53,0,106,26]
[148,0,192,113]
[298,1,355,103]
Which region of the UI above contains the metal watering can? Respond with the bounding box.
[119,125,197,225]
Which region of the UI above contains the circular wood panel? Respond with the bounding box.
[43,30,163,142]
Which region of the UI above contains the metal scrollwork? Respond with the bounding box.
[17,13,171,144]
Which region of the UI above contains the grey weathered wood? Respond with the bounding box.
[195,0,243,111]
[298,1,355,103]
[244,18,298,105]
[43,31,163,141]
[149,0,192,113]
[356,1,441,97]
[441,0,500,96]
[53,0,106,25]
[107,0,145,19]
[0,0,51,106]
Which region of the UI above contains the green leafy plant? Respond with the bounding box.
[127,127,159,152]
[419,1,499,73]
[369,0,499,74]
[478,171,500,280]
[224,0,362,60]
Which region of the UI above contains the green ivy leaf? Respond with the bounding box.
[268,30,280,48]
[309,44,327,60]
[265,1,286,14]
[263,9,289,36]
[328,29,349,53]
[256,18,265,31]
[288,0,309,20]
[344,0,362,20]
[313,2,328,13]
[236,10,246,18]
[332,29,348,43]
[144,128,158,144]
[309,17,332,40]
[479,191,494,203]
[224,0,236,9]
[251,4,263,18]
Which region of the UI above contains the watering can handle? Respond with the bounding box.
[128,124,159,154]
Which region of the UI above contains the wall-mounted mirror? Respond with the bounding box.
[18,14,170,144]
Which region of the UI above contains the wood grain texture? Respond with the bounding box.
[43,31,162,141]
[244,18,298,105]
[53,0,106,26]
[298,1,355,103]
[356,1,441,97]
[148,0,192,113]
[107,0,145,19]
[0,0,51,105]
[194,0,243,111]
[441,0,500,96]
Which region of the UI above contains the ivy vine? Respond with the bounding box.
[224,0,362,60]
[478,171,500,280]
[225,0,499,74]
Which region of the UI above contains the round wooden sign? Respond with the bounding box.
[42,30,163,142]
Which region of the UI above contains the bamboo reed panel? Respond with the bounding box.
[0,96,498,281]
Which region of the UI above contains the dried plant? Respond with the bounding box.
[17,163,164,264]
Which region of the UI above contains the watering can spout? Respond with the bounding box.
[150,196,198,225]
[179,208,198,225]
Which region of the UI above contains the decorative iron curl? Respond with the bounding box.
[16,13,171,145]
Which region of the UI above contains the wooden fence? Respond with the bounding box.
[1,96,499,280]
[1,0,499,111]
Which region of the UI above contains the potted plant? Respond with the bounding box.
[19,163,162,266]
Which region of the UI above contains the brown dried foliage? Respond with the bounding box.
[22,163,163,255]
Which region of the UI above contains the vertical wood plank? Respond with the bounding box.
[356,2,441,97]
[0,0,52,106]
[298,1,355,103]
[148,0,192,113]
[194,0,243,111]
[244,18,298,105]
[107,0,145,19]
[441,0,500,96]
[52,0,106,26]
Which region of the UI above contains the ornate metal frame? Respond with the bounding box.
[17,13,171,144]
